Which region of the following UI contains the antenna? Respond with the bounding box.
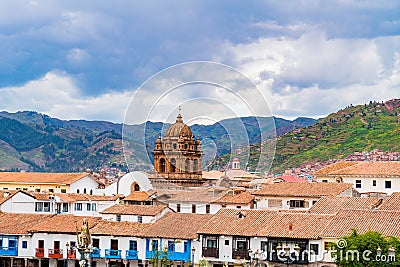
[178,105,182,114]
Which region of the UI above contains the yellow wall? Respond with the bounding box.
[0,183,70,193]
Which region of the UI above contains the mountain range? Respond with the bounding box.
[0,111,317,172]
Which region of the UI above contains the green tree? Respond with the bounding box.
[334,230,400,267]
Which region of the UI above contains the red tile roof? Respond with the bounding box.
[273,175,308,183]
[314,161,400,176]
[0,213,53,234]
[0,172,92,184]
[253,182,354,197]
[198,209,277,237]
[322,209,400,238]
[124,191,155,202]
[378,192,400,211]
[141,213,213,239]
[309,196,383,214]
[100,204,168,216]
[29,215,101,234]
[91,220,149,236]
[211,190,254,205]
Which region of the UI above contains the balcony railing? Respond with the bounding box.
[202,247,219,258]
[145,250,191,261]
[105,249,122,259]
[126,250,139,260]
[91,248,101,258]
[48,248,63,258]
[0,247,18,256]
[35,248,45,258]
[67,249,76,259]
[232,249,250,260]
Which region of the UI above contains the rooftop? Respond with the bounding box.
[29,215,101,234]
[141,213,213,239]
[314,161,400,176]
[309,196,383,214]
[91,220,149,236]
[211,190,254,205]
[100,204,168,216]
[0,172,91,185]
[0,213,53,235]
[378,192,400,211]
[253,182,354,197]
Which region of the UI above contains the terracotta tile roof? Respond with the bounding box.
[0,172,91,185]
[26,192,120,202]
[0,190,19,204]
[29,215,101,234]
[314,161,400,176]
[258,212,334,240]
[100,204,168,216]
[378,192,400,211]
[141,213,213,239]
[313,162,359,175]
[91,220,149,236]
[273,175,308,183]
[124,191,155,202]
[322,209,400,238]
[198,209,277,236]
[309,196,383,214]
[0,213,53,234]
[211,190,254,205]
[253,182,354,197]
[156,188,227,203]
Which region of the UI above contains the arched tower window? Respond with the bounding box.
[193,159,198,173]
[185,158,190,173]
[170,158,176,173]
[134,184,140,191]
[160,158,166,173]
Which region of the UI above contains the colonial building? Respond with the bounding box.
[152,114,203,187]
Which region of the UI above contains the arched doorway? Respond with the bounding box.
[159,158,166,173]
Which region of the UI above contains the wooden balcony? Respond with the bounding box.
[202,247,219,258]
[67,249,76,259]
[48,248,63,258]
[35,248,45,258]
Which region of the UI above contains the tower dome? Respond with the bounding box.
[165,114,193,138]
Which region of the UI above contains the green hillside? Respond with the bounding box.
[212,99,400,174]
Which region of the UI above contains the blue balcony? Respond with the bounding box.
[90,248,101,258]
[126,250,139,260]
[105,249,122,259]
[145,250,190,261]
[0,247,18,256]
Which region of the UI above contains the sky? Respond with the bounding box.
[0,0,399,123]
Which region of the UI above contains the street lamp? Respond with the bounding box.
[377,246,396,266]
[276,243,300,267]
[191,247,196,267]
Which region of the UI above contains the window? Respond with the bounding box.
[129,240,137,251]
[173,143,177,149]
[224,240,229,246]
[23,188,28,191]
[312,201,317,205]
[77,189,80,194]
[49,189,54,193]
[310,244,319,255]
[22,241,28,249]
[222,205,226,208]
[168,241,174,252]
[62,203,69,212]
[206,205,210,214]
[207,238,217,248]
[322,180,328,183]
[372,180,377,187]
[92,238,100,248]
[35,202,43,212]
[385,181,392,189]
[84,188,87,194]
[151,240,159,251]
[289,200,306,208]
[92,203,96,211]
[138,216,143,223]
[75,203,82,211]
[61,189,66,193]
[35,189,40,192]
[355,180,361,188]
[176,204,181,213]
[87,203,91,211]
[43,202,50,212]
[116,214,121,222]
[260,241,268,252]
[236,206,241,209]
[236,240,247,250]
[192,204,196,213]
[90,189,93,195]
[8,239,16,249]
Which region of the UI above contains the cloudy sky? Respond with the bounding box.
[0,0,399,123]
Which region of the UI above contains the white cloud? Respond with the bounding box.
[0,71,132,122]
